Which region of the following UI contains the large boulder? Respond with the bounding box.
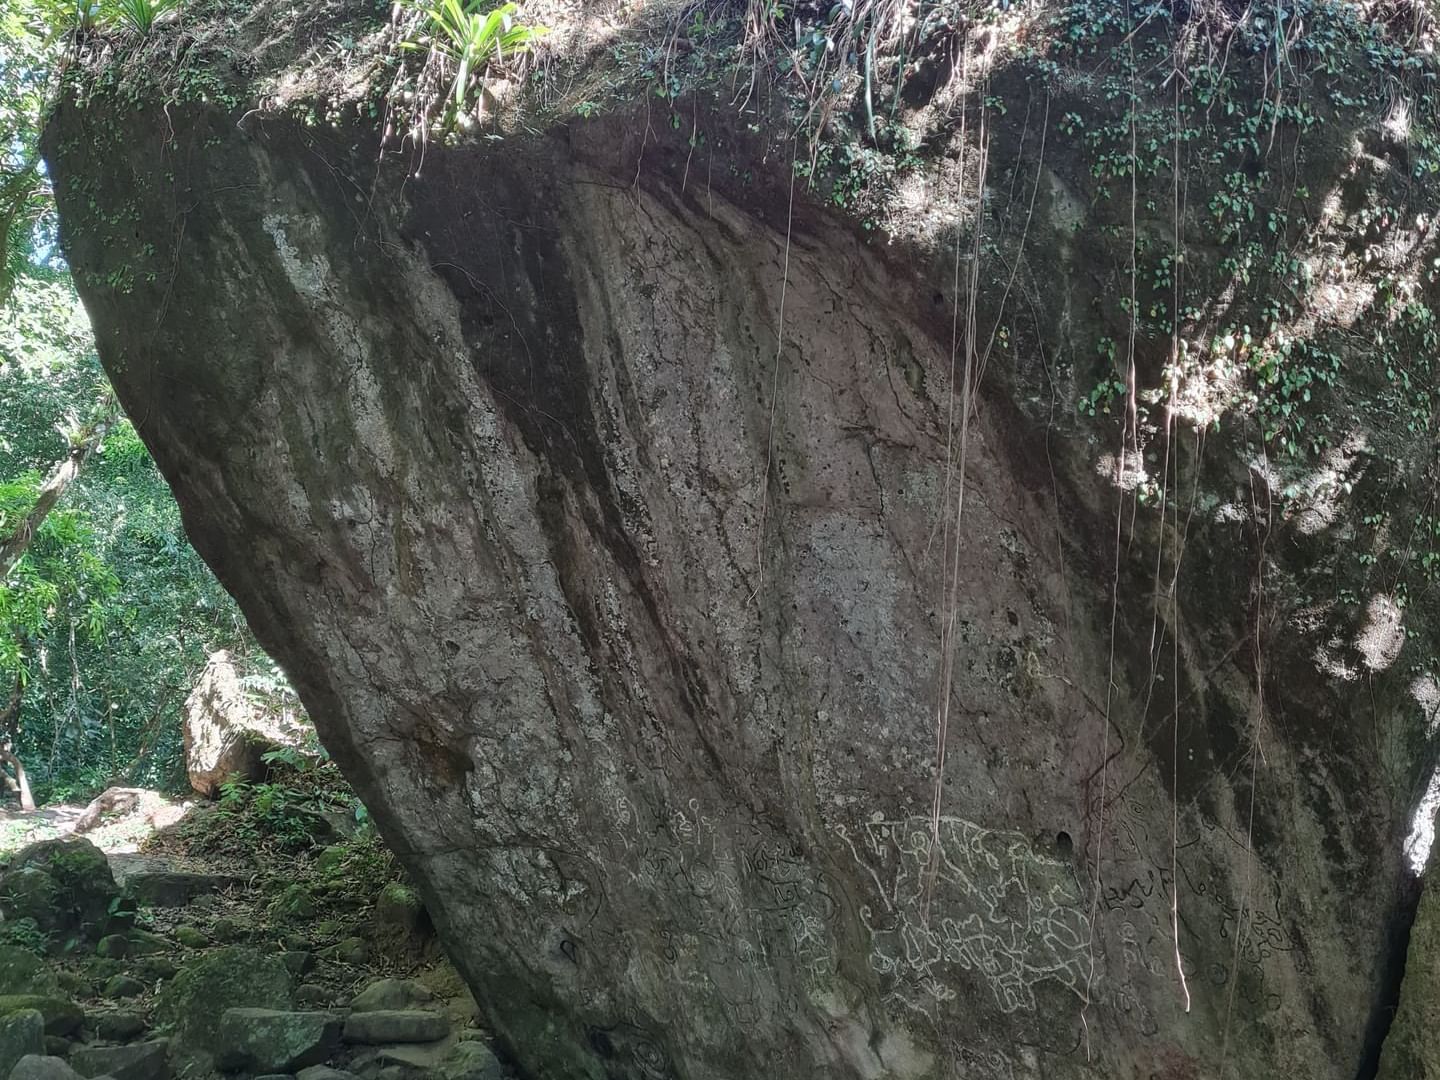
[180,650,301,798]
[0,841,116,947]
[44,8,1440,1080]
[0,1012,44,1080]
[154,947,289,1073]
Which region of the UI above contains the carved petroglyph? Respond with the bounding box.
[836,814,1091,1017]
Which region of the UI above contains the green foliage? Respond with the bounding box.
[398,0,547,122]
[188,755,364,859]
[260,746,316,774]
[217,774,248,810]
[102,0,180,35]
[0,917,49,955]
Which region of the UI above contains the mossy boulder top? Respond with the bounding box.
[0,839,117,946]
[156,945,291,1073]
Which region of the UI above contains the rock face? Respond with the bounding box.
[42,13,1440,1080]
[180,649,295,797]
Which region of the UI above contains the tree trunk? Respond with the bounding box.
[0,409,116,579]
[0,751,35,812]
[0,667,19,743]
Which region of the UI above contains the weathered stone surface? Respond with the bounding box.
[179,649,296,798]
[342,1010,449,1045]
[43,25,1440,1080]
[67,1039,169,1080]
[214,1007,342,1073]
[348,978,433,1014]
[154,947,289,1073]
[0,1012,44,1079]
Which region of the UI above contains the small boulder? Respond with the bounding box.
[315,846,347,875]
[318,937,368,966]
[342,1010,449,1045]
[100,978,143,1001]
[442,1041,504,1080]
[0,998,81,1037]
[0,1011,45,1079]
[272,884,315,921]
[119,932,166,957]
[49,976,85,1000]
[296,1067,361,1080]
[372,884,432,962]
[8,1055,82,1080]
[41,1036,70,1058]
[68,1038,169,1080]
[347,979,433,1013]
[154,946,289,1074]
[92,1011,146,1041]
[172,927,205,949]
[280,951,313,975]
[294,984,329,1008]
[122,870,232,909]
[214,1008,342,1073]
[93,938,128,961]
[129,957,175,982]
[0,948,58,997]
[353,1043,448,1078]
[118,869,234,915]
[209,918,239,943]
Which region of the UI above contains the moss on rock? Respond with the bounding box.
[155,946,290,1073]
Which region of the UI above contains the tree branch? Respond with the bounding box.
[0,408,118,580]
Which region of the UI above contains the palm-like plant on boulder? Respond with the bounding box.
[104,0,181,35]
[399,0,547,127]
